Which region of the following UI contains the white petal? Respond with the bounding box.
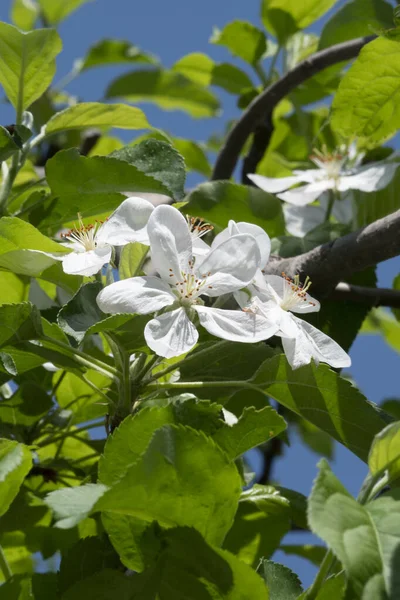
[96,276,175,315]
[331,194,353,224]
[212,221,271,268]
[247,173,302,193]
[62,246,111,276]
[192,237,210,258]
[147,205,192,282]
[97,196,154,246]
[275,309,299,338]
[264,275,320,313]
[293,317,351,369]
[338,163,399,193]
[283,203,325,237]
[278,181,333,206]
[195,305,278,343]
[197,234,260,296]
[282,331,314,370]
[292,168,325,183]
[145,308,198,358]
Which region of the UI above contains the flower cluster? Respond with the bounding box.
[66,198,351,370]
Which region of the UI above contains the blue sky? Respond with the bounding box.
[1,0,399,588]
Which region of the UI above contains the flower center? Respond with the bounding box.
[61,215,105,251]
[280,272,316,311]
[186,215,214,240]
[168,259,213,306]
[310,148,346,183]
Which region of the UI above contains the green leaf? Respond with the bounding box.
[280,544,328,567]
[58,282,104,343]
[309,459,400,598]
[138,527,269,600]
[0,439,32,517]
[61,569,138,600]
[392,274,400,321]
[38,0,94,24]
[99,402,224,570]
[0,302,42,347]
[210,21,267,65]
[118,242,148,280]
[47,425,242,547]
[369,422,400,484]
[0,216,67,277]
[0,576,32,600]
[54,370,110,424]
[86,314,150,354]
[106,68,220,118]
[213,406,287,459]
[172,52,253,94]
[257,559,303,600]
[77,39,158,71]
[251,355,387,462]
[0,273,29,305]
[332,37,400,144]
[361,308,400,354]
[110,139,186,201]
[0,383,52,426]
[58,536,121,595]
[45,103,151,137]
[0,22,62,113]
[173,138,211,177]
[179,341,278,400]
[10,0,39,31]
[45,149,177,226]
[0,126,21,162]
[261,0,339,43]
[223,485,292,567]
[319,0,394,49]
[185,181,284,238]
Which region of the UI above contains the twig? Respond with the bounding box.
[264,208,400,294]
[212,35,375,181]
[331,283,400,308]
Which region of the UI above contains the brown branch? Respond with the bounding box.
[212,35,375,182]
[331,283,400,308]
[264,208,400,294]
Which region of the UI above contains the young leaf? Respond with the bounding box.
[47,425,242,547]
[332,37,400,144]
[213,406,287,459]
[210,21,267,65]
[0,22,62,114]
[173,138,211,177]
[0,439,32,517]
[251,355,387,462]
[261,0,339,43]
[86,314,150,354]
[186,181,285,238]
[106,68,220,118]
[45,103,151,137]
[257,559,303,600]
[58,282,104,343]
[308,459,400,598]
[38,0,94,24]
[11,0,39,31]
[76,39,158,71]
[0,126,21,162]
[318,0,394,49]
[118,242,149,279]
[369,421,400,484]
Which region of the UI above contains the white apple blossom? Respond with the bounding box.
[248,148,400,207]
[96,205,278,358]
[238,273,351,370]
[283,192,354,237]
[60,196,154,277]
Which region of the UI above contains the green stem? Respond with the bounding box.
[304,550,335,600]
[144,379,259,393]
[37,420,104,448]
[147,341,230,383]
[41,336,118,380]
[0,153,20,215]
[0,544,12,581]
[121,352,131,412]
[254,62,269,86]
[324,191,336,222]
[80,374,113,405]
[133,354,160,383]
